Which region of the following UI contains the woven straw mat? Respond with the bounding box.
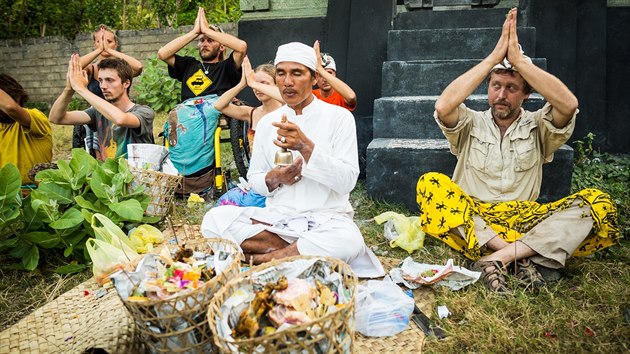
[0,278,141,354]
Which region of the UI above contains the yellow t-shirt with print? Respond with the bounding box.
[0,108,53,184]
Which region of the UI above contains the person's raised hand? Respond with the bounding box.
[64,56,74,90]
[67,53,89,91]
[487,8,513,65]
[236,56,247,88]
[313,40,324,71]
[93,26,106,54]
[192,7,202,34]
[506,8,526,67]
[199,7,212,34]
[100,27,113,54]
[273,115,313,154]
[243,56,255,86]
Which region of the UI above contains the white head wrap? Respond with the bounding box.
[492,45,533,72]
[321,53,337,71]
[274,42,317,71]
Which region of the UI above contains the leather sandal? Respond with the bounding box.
[472,260,509,293]
[513,258,546,290]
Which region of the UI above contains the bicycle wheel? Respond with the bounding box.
[230,117,250,178]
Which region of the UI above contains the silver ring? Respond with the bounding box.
[294,175,300,181]
[280,136,286,143]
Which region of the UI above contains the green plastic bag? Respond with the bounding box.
[374,211,426,254]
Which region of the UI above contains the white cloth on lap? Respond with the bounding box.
[201,205,384,278]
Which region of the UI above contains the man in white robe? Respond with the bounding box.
[201,42,384,277]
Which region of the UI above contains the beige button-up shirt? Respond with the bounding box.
[435,103,576,202]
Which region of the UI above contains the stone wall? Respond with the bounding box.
[0,23,237,105]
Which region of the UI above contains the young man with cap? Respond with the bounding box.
[312,40,357,111]
[49,55,154,161]
[201,42,384,278]
[416,8,619,292]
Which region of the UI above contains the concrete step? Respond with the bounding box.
[365,138,574,212]
[373,94,546,139]
[388,27,537,61]
[394,8,522,30]
[381,58,547,97]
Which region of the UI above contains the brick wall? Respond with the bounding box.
[0,23,237,105]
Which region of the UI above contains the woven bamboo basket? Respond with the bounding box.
[120,238,242,354]
[207,256,358,354]
[129,167,183,218]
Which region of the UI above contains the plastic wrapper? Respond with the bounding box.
[128,224,165,253]
[127,144,174,173]
[216,177,266,208]
[389,257,481,291]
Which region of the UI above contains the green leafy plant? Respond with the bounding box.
[0,149,158,272]
[25,101,50,115]
[68,97,90,111]
[134,45,197,113]
[572,133,630,237]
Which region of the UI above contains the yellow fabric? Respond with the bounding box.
[416,172,620,260]
[0,108,52,184]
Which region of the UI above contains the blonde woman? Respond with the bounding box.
[212,55,283,207]
[214,55,283,155]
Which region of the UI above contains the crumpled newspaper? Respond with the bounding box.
[389,257,481,291]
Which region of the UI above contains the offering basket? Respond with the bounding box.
[207,256,357,354]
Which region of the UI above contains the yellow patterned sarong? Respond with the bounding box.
[416,172,620,260]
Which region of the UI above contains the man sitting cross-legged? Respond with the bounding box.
[201,42,384,278]
[416,8,619,292]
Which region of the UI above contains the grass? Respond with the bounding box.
[1,116,629,352]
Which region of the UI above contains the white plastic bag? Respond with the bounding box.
[354,277,415,337]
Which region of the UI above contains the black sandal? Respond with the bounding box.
[472,260,509,293]
[513,258,546,290]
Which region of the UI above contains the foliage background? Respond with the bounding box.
[0,0,241,40]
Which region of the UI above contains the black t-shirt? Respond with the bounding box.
[88,64,105,99]
[168,53,241,102]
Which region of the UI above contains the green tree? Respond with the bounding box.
[0,0,241,40]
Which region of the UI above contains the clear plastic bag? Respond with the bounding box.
[354,277,415,337]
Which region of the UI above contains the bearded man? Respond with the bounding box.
[158,7,247,102]
[416,8,619,292]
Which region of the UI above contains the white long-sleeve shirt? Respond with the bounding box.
[248,96,359,218]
